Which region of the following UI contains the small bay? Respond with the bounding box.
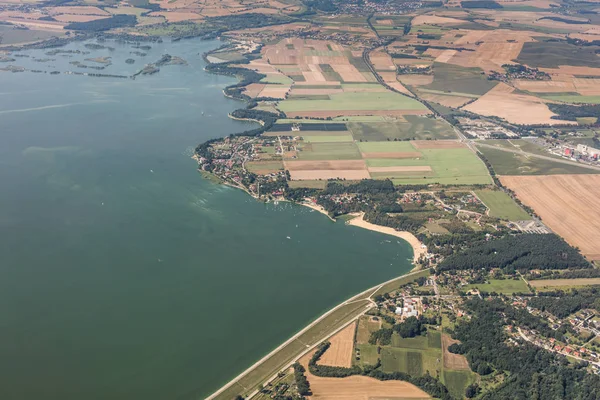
[0,38,413,399]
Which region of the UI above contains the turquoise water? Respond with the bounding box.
[0,39,413,400]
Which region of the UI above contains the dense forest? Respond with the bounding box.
[453,298,600,399]
[369,316,432,345]
[526,288,600,318]
[527,268,600,280]
[438,234,590,272]
[460,0,502,8]
[548,103,600,120]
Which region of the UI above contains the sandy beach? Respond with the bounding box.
[346,213,427,264]
[298,200,336,221]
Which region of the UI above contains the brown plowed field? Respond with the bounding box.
[300,351,431,400]
[500,174,600,260]
[318,322,356,368]
[442,334,469,370]
[362,152,423,159]
[411,140,465,149]
[285,160,366,171]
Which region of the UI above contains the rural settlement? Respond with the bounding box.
[3,0,600,398]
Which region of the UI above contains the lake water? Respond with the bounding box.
[0,38,413,400]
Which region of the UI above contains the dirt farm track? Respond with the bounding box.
[500,174,600,260]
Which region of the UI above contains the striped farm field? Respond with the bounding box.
[301,135,354,143]
[362,143,491,184]
[500,174,600,260]
[278,91,428,112]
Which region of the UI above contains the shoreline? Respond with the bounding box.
[206,268,430,400]
[346,212,426,265]
[296,201,336,222]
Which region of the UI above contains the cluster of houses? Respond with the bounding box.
[458,117,518,139]
[561,144,600,163]
[395,297,420,318]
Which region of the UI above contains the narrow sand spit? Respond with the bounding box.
[347,213,426,264]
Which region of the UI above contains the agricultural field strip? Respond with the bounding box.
[209,269,431,400]
[475,142,600,172]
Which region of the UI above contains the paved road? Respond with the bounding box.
[474,142,600,172]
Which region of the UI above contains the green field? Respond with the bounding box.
[517,42,600,69]
[381,346,442,377]
[443,370,478,399]
[349,115,457,141]
[464,278,530,294]
[540,94,600,104]
[260,75,293,85]
[392,331,441,350]
[475,189,530,220]
[417,88,479,98]
[423,62,497,96]
[477,146,598,175]
[358,141,419,153]
[301,134,355,143]
[363,144,492,185]
[296,142,362,160]
[245,161,284,174]
[278,91,428,112]
[355,343,380,366]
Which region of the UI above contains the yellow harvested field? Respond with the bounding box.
[398,74,434,86]
[541,66,600,76]
[513,80,577,93]
[0,18,64,29]
[368,166,432,173]
[318,322,356,368]
[419,93,472,108]
[295,81,343,86]
[287,110,429,118]
[243,83,267,98]
[332,64,367,82]
[412,14,465,25]
[463,83,576,125]
[435,49,457,64]
[289,170,370,180]
[370,50,396,71]
[285,160,367,171]
[53,14,107,22]
[500,174,600,260]
[530,278,600,288]
[258,84,291,99]
[300,351,431,400]
[291,88,343,95]
[573,78,600,95]
[442,334,469,370]
[149,11,202,22]
[497,0,559,7]
[48,6,109,15]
